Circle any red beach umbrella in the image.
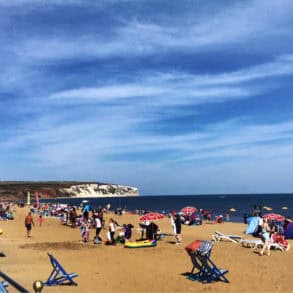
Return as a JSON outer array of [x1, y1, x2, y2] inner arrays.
[[139, 212, 165, 221], [263, 213, 285, 222], [181, 206, 197, 215]]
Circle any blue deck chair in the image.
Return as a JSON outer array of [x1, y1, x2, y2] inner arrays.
[[44, 253, 78, 286], [0, 271, 29, 293], [185, 240, 229, 283], [0, 282, 8, 293]]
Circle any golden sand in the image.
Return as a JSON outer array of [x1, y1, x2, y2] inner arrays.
[[0, 206, 292, 293]]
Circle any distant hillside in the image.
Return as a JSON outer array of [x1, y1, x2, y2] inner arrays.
[[0, 181, 139, 201]]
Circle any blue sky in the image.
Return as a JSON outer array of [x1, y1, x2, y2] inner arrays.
[[1, 0, 293, 195]]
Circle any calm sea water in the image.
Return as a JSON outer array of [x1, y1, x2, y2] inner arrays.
[[40, 193, 293, 222]]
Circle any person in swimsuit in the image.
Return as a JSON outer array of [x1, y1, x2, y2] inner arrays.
[[260, 217, 271, 256], [25, 212, 35, 237]]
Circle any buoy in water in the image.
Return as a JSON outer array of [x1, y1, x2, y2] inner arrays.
[[230, 208, 236, 212]]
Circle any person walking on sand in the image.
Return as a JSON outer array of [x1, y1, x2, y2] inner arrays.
[[25, 212, 35, 237], [260, 217, 271, 256]]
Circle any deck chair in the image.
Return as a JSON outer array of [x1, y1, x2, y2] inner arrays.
[[212, 231, 242, 243], [0, 282, 8, 293], [185, 240, 229, 283], [0, 271, 29, 293], [44, 253, 78, 286]]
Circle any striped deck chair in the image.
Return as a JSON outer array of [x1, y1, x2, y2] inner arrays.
[[185, 240, 229, 283]]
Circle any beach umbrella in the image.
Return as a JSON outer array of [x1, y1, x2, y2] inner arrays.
[[181, 206, 197, 215], [263, 213, 285, 222], [139, 212, 164, 221]]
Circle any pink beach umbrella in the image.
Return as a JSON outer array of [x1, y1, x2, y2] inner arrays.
[[139, 212, 165, 221], [263, 213, 285, 222], [181, 206, 197, 216]]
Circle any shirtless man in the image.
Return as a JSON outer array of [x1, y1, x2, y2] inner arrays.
[[25, 212, 35, 237]]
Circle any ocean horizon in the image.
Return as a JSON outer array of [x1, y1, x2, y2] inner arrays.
[[40, 193, 293, 223]]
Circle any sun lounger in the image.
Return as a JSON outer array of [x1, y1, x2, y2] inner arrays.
[[212, 231, 242, 243], [240, 238, 290, 252], [44, 253, 78, 286], [240, 238, 263, 249]]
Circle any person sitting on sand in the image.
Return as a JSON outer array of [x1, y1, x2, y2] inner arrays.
[[146, 222, 159, 240], [24, 212, 35, 237]]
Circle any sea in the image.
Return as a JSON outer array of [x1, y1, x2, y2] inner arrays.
[[39, 193, 293, 223]]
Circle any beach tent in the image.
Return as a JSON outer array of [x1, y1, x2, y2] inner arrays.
[[245, 216, 259, 234], [284, 222, 293, 239]]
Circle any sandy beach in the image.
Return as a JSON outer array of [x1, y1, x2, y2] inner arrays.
[[0, 206, 292, 293]]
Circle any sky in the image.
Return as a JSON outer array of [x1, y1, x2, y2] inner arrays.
[[1, 0, 293, 195]]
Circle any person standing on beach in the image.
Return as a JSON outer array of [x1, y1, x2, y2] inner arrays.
[[260, 217, 271, 256], [95, 214, 102, 242], [38, 214, 44, 226], [172, 212, 182, 244], [25, 212, 35, 237], [107, 218, 116, 245]]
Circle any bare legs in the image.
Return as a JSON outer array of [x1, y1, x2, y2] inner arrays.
[[260, 241, 271, 256]]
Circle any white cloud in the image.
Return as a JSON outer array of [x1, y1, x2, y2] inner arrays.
[[7, 0, 293, 61]]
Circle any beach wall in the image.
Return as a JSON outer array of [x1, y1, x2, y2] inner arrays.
[[0, 181, 139, 201]]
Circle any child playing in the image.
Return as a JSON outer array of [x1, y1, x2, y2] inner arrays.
[[38, 215, 44, 226]]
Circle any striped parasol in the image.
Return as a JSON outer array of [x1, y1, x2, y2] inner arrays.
[[139, 212, 165, 221], [263, 213, 285, 222], [181, 206, 197, 215]]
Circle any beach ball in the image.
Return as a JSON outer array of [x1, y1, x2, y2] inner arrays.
[[0, 229, 3, 235]]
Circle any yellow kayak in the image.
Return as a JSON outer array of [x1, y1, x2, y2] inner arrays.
[[124, 239, 157, 248]]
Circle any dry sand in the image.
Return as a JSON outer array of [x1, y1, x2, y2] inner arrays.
[[0, 206, 292, 293]]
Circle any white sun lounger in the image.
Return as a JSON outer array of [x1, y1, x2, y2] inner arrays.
[[240, 238, 263, 249], [212, 231, 243, 243], [240, 238, 290, 252]]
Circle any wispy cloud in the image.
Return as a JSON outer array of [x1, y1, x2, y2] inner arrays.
[[48, 54, 293, 108], [6, 0, 293, 62], [1, 0, 293, 193]]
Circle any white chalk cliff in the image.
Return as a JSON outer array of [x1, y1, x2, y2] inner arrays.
[[60, 183, 139, 198]]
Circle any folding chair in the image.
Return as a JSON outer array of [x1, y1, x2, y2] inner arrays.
[[0, 282, 8, 293], [44, 253, 78, 286], [212, 231, 242, 243], [185, 240, 229, 283], [0, 271, 29, 293]]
